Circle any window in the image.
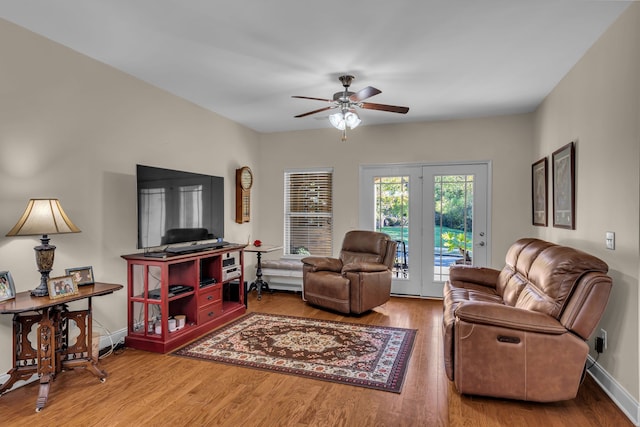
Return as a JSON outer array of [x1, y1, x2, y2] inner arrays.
[[284, 168, 333, 257]]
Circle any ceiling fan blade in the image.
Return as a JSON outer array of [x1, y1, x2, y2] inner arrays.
[[294, 105, 336, 118], [292, 95, 333, 102], [360, 102, 410, 114], [349, 86, 381, 102]]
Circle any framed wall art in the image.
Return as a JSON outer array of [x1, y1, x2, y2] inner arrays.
[[552, 142, 575, 229], [532, 157, 548, 226], [47, 275, 79, 299], [66, 266, 95, 286], [0, 271, 16, 302]]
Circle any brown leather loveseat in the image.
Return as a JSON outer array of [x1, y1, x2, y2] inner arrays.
[[443, 238, 612, 402]]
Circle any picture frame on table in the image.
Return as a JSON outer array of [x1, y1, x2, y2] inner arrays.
[[65, 266, 95, 286], [47, 275, 79, 300], [552, 142, 576, 229], [0, 271, 16, 302], [532, 157, 548, 226]]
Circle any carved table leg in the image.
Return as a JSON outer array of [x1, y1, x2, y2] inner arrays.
[[35, 307, 57, 412], [35, 379, 51, 412]]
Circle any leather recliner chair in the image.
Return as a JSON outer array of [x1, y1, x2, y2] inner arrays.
[[443, 238, 613, 402], [301, 230, 397, 314]]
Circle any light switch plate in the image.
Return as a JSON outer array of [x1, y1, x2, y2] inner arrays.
[[605, 232, 615, 250]]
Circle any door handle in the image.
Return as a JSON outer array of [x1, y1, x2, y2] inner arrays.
[[477, 241, 485, 247]]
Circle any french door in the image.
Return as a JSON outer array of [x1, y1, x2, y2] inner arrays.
[[360, 162, 490, 298]]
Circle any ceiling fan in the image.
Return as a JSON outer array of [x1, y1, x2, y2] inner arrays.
[[292, 75, 409, 141]]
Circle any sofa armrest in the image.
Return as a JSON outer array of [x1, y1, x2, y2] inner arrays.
[[342, 262, 388, 273], [455, 301, 566, 334], [449, 266, 500, 288], [301, 256, 343, 273]]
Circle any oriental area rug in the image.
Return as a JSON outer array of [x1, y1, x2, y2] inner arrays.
[[173, 312, 417, 393]]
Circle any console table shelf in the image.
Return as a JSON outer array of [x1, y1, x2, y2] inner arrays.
[[122, 244, 246, 353]]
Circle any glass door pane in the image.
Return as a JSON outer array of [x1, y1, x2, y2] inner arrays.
[[374, 176, 410, 279], [433, 174, 474, 283]]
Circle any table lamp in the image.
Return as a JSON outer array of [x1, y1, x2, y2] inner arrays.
[[6, 199, 81, 297]]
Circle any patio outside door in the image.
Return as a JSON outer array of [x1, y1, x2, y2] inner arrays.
[[360, 163, 490, 298]]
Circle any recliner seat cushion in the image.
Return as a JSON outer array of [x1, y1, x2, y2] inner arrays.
[[303, 271, 350, 314]]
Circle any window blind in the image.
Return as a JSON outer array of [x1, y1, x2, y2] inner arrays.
[[284, 169, 333, 256]]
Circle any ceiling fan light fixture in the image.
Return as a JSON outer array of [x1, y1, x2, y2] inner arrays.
[[344, 110, 361, 129], [329, 110, 361, 131], [329, 112, 346, 130]]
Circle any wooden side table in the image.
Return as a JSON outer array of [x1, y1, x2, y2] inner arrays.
[[245, 245, 282, 300], [0, 282, 123, 412]]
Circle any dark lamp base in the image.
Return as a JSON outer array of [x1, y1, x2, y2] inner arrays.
[[31, 282, 50, 297], [33, 237, 55, 297]]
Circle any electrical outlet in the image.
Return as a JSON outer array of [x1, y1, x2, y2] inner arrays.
[[600, 328, 608, 350], [595, 337, 604, 353], [605, 232, 615, 250]]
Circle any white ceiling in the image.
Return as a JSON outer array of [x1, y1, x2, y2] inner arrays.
[[0, 1, 631, 133]]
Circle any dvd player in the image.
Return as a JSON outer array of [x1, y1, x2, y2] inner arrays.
[[200, 278, 217, 288], [148, 284, 193, 299]]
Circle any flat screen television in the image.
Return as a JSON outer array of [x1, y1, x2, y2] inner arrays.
[[136, 164, 224, 249]]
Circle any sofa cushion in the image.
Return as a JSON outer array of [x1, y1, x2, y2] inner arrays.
[[496, 238, 554, 303], [497, 269, 528, 306], [515, 244, 609, 318]]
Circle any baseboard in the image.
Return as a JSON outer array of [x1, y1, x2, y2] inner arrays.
[[0, 327, 128, 394], [98, 327, 127, 352], [268, 282, 303, 293], [587, 354, 639, 426]]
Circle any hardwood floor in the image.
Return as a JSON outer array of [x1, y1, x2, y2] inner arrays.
[[0, 292, 632, 426]]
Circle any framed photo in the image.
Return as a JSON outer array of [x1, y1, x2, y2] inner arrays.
[[47, 275, 79, 300], [552, 142, 576, 229], [532, 157, 548, 226], [0, 271, 16, 302], [65, 266, 95, 286]]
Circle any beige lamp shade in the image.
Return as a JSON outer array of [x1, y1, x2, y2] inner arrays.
[[6, 199, 81, 237]]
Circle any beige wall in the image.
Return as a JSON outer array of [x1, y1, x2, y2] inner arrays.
[[533, 3, 640, 400], [256, 116, 533, 266], [0, 19, 260, 371]]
